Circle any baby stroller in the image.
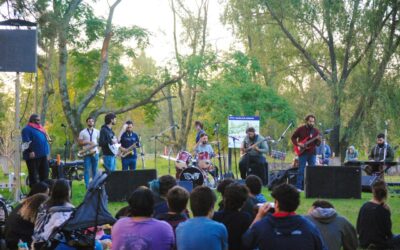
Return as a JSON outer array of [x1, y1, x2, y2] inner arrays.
[[40, 172, 116, 249]]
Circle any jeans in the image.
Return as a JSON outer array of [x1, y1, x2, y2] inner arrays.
[[26, 156, 49, 187], [103, 155, 116, 171], [122, 157, 137, 170], [296, 154, 317, 190], [83, 153, 99, 188]]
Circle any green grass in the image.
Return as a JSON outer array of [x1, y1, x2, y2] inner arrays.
[[1, 157, 399, 233]]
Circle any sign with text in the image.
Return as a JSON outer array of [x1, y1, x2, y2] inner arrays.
[[228, 116, 260, 148]]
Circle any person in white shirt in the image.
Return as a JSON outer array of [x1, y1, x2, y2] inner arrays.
[[78, 117, 100, 188]]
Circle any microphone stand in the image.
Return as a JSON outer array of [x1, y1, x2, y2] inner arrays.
[[138, 135, 145, 169], [214, 125, 224, 180], [62, 125, 70, 164], [149, 125, 176, 172], [229, 136, 239, 179]]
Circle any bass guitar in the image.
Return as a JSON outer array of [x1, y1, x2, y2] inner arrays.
[[294, 135, 321, 156]]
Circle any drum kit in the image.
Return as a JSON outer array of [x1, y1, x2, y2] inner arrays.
[[176, 150, 218, 189]]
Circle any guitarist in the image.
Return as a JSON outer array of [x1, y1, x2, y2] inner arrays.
[[291, 114, 321, 191], [99, 113, 118, 171], [239, 127, 269, 184], [119, 120, 140, 170], [78, 117, 100, 188]]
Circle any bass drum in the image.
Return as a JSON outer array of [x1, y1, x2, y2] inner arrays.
[[179, 167, 217, 189]]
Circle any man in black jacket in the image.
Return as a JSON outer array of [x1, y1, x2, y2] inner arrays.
[[99, 113, 118, 171]]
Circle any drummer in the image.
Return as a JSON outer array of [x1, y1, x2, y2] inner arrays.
[[193, 133, 215, 158]]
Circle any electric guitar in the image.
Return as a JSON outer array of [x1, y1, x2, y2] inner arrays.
[[294, 135, 321, 156], [241, 136, 271, 157]]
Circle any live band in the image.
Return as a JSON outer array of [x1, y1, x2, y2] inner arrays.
[[22, 112, 396, 190]]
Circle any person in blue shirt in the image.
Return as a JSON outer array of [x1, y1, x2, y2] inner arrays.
[[316, 139, 332, 165], [119, 120, 140, 170], [21, 114, 51, 187], [194, 120, 205, 144], [176, 186, 228, 250]]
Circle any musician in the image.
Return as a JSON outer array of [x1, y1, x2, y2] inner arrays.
[[21, 114, 50, 187], [239, 127, 268, 184], [194, 120, 205, 143], [78, 117, 100, 188], [119, 120, 140, 170], [368, 133, 394, 162], [99, 113, 118, 171], [291, 114, 321, 191], [193, 133, 214, 157]]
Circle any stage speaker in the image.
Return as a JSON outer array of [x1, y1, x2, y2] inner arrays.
[[0, 29, 37, 72], [105, 169, 157, 202], [361, 175, 380, 192], [305, 166, 361, 199]]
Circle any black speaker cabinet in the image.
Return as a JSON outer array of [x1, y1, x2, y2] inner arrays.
[[305, 166, 361, 199], [0, 29, 37, 72], [105, 169, 157, 201]]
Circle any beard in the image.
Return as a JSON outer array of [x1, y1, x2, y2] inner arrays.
[[202, 141, 207, 145]]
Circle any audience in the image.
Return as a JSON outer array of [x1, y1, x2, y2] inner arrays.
[[150, 175, 177, 217], [112, 187, 175, 250], [27, 181, 50, 197], [245, 175, 267, 203], [5, 193, 48, 250], [306, 200, 357, 250], [213, 183, 252, 250], [32, 179, 74, 249], [156, 186, 189, 233], [357, 180, 400, 249], [242, 183, 326, 250], [216, 178, 235, 211], [176, 186, 228, 250]]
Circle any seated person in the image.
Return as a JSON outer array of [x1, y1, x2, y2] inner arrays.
[[150, 175, 177, 217], [213, 183, 252, 250], [306, 200, 357, 250], [5, 193, 48, 249], [112, 187, 175, 250], [242, 183, 326, 250], [344, 145, 358, 162], [316, 139, 331, 165], [246, 175, 267, 203], [357, 180, 400, 249], [216, 178, 235, 211], [156, 186, 190, 233], [32, 179, 75, 249], [176, 186, 228, 250]]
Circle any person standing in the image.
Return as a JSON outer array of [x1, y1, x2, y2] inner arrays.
[[78, 117, 100, 188], [239, 127, 269, 185], [291, 114, 321, 191], [21, 114, 51, 187], [119, 120, 140, 170], [99, 113, 118, 171], [194, 121, 205, 143], [368, 133, 394, 162]]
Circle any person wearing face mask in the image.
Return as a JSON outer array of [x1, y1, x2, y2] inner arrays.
[[291, 114, 321, 191]]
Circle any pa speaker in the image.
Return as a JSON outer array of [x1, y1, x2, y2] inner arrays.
[[105, 169, 157, 202], [0, 29, 37, 72], [305, 166, 361, 199]]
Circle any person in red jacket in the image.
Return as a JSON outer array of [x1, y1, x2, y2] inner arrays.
[[291, 114, 321, 191]]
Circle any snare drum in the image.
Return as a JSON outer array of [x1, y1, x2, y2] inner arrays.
[[175, 151, 192, 170], [179, 167, 217, 189], [197, 151, 212, 170]]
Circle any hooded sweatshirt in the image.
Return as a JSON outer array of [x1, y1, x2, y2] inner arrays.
[[306, 207, 358, 250], [242, 213, 327, 250]]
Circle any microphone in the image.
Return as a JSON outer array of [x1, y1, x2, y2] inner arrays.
[[324, 128, 333, 134], [61, 123, 67, 128], [174, 124, 180, 129], [229, 136, 239, 141]]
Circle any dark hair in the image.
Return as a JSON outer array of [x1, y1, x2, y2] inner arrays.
[[246, 127, 255, 133], [115, 205, 131, 219], [167, 186, 189, 213], [128, 187, 154, 217], [377, 133, 385, 139], [104, 113, 116, 124], [194, 121, 203, 129], [126, 120, 133, 125], [305, 114, 316, 122], [200, 133, 208, 138], [28, 181, 49, 197], [190, 186, 216, 217], [223, 183, 248, 211], [312, 200, 334, 209], [216, 178, 235, 195], [159, 175, 177, 196], [245, 175, 262, 195], [86, 117, 94, 123], [372, 180, 387, 202], [271, 184, 300, 212], [42, 179, 55, 195], [45, 179, 70, 207], [28, 114, 40, 123]]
